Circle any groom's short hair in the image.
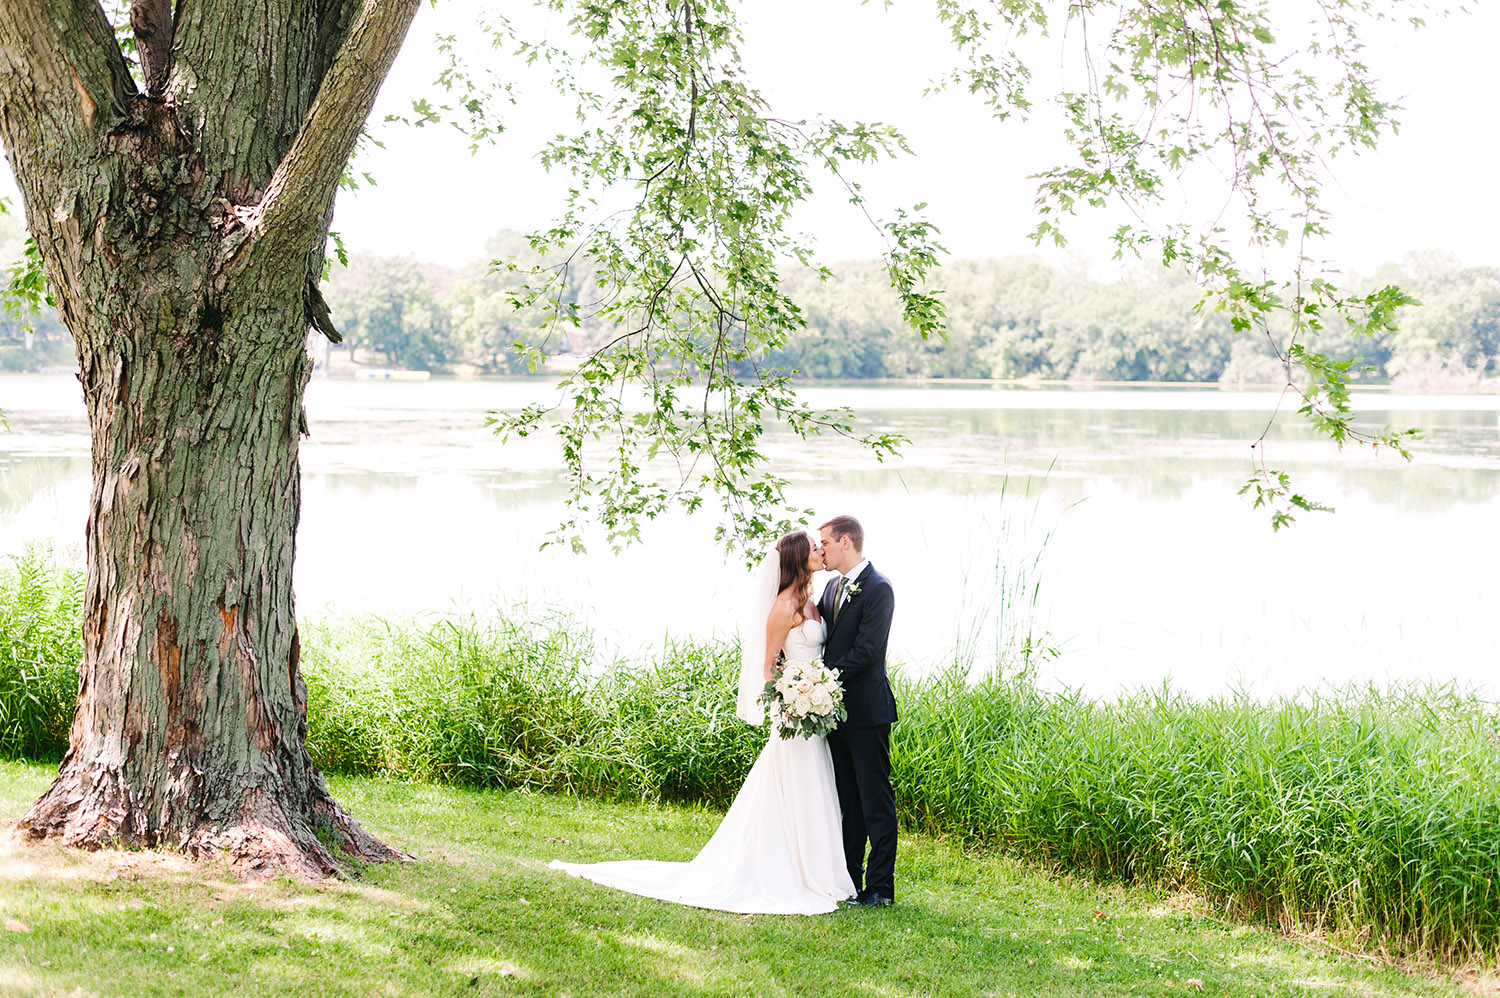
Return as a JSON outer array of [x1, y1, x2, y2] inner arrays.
[[820, 515, 864, 552]]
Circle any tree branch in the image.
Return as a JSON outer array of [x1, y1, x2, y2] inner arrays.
[[0, 0, 137, 244], [0, 0, 136, 136], [245, 0, 422, 255], [169, 0, 367, 202], [129, 0, 173, 96]]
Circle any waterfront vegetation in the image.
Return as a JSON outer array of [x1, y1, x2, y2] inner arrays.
[[2, 552, 1497, 968]]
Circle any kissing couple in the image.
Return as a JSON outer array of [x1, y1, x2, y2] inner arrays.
[[551, 515, 899, 914]]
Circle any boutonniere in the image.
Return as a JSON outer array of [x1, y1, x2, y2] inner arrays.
[[844, 580, 862, 600]]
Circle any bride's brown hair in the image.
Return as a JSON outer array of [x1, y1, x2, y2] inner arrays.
[[776, 531, 814, 625]]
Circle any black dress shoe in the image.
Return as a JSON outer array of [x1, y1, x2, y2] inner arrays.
[[857, 892, 893, 907]]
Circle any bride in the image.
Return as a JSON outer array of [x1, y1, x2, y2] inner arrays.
[[549, 530, 856, 914]]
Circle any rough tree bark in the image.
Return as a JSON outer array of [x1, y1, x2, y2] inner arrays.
[[0, 0, 421, 876]]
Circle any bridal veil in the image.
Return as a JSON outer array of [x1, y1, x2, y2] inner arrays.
[[735, 549, 780, 724]]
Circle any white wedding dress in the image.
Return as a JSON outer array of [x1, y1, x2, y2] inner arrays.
[[550, 617, 856, 914]]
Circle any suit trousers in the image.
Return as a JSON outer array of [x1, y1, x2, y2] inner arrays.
[[826, 723, 897, 899]]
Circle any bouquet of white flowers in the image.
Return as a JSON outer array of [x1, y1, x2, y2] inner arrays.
[[758, 658, 846, 740]]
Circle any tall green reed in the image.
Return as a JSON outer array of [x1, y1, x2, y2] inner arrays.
[[298, 613, 763, 803], [945, 469, 1067, 680], [0, 549, 80, 758], [891, 672, 1500, 958]]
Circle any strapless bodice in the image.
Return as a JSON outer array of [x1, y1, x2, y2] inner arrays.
[[783, 617, 826, 664]]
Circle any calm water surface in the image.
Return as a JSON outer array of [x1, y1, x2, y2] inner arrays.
[[3, 374, 1497, 697]]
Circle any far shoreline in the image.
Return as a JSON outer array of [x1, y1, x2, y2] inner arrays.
[[14, 366, 1500, 397]]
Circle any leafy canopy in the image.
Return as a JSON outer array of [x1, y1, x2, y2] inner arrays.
[[480, 0, 1433, 547], [2, 0, 1440, 549]]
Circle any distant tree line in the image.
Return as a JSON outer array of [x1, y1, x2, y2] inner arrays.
[[315, 242, 1500, 389], [5, 216, 1498, 387], [770, 252, 1500, 388]]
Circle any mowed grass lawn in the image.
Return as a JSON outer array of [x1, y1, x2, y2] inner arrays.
[[0, 761, 1484, 998]]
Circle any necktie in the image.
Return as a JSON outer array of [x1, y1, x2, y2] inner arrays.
[[832, 577, 848, 626]]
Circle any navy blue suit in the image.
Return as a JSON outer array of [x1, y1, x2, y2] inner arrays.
[[819, 564, 898, 900]]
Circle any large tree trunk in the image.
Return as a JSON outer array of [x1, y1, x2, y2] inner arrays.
[[17, 236, 395, 875], [0, 0, 421, 876]]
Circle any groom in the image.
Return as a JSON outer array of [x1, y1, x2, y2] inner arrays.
[[817, 515, 898, 907]]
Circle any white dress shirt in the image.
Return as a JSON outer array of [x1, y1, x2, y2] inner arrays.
[[840, 559, 870, 605]]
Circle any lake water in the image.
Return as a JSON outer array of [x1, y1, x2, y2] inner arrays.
[[3, 373, 1497, 698]]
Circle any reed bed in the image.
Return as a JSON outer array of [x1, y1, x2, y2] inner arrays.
[[892, 666, 1500, 959], [0, 551, 79, 758], [1, 552, 1496, 959], [298, 614, 764, 803]]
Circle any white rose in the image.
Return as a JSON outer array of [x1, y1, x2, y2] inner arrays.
[[793, 695, 812, 715]]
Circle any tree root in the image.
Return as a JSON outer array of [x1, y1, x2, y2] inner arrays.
[[12, 766, 411, 879]]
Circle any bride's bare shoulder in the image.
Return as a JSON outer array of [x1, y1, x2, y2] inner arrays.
[[767, 591, 799, 623]]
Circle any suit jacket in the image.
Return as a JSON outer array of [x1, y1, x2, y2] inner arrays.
[[819, 563, 897, 727]]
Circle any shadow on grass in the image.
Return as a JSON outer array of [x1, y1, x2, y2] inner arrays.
[[0, 766, 1470, 998]]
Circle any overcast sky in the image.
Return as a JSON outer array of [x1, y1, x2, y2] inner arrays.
[[4, 1, 1496, 277]]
